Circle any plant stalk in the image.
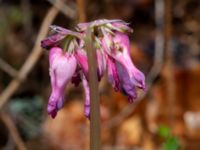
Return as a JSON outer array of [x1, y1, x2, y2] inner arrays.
[[85, 29, 101, 150]]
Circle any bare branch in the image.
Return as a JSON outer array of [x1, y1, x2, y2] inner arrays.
[[0, 5, 60, 109], [0, 58, 18, 78], [76, 0, 86, 22], [164, 0, 176, 126], [1, 112, 26, 150], [47, 0, 77, 19]]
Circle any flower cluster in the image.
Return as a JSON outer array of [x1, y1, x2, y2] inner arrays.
[[41, 19, 145, 119]]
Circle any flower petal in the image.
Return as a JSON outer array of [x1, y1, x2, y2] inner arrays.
[[96, 49, 107, 80], [82, 75, 90, 118], [74, 49, 89, 79], [41, 33, 65, 49], [102, 32, 145, 89], [48, 47, 77, 118], [107, 56, 120, 91], [116, 61, 137, 102]]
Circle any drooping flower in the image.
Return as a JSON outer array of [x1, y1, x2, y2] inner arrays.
[[41, 19, 146, 119], [48, 47, 77, 118], [100, 30, 145, 101], [102, 32, 145, 90]]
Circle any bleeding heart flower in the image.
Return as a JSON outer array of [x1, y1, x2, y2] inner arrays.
[[48, 47, 77, 118], [101, 31, 145, 101], [41, 19, 145, 119], [102, 32, 145, 90]]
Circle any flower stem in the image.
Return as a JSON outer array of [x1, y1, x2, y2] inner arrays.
[[85, 28, 101, 150]]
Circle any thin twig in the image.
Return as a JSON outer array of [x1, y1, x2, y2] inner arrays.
[[1, 112, 26, 150], [21, 0, 32, 36], [47, 0, 77, 19], [0, 58, 18, 78], [0, 4, 60, 109], [76, 0, 86, 22], [164, 0, 176, 126]]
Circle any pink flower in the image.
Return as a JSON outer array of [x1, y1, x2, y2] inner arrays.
[[112, 32, 145, 89], [102, 32, 145, 101], [48, 47, 77, 118], [41, 19, 146, 118]]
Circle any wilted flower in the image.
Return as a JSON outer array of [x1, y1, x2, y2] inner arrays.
[[77, 19, 133, 33], [102, 32, 145, 90], [41, 19, 145, 118], [41, 25, 82, 49]]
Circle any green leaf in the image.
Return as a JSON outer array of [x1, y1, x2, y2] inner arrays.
[[158, 125, 170, 138], [163, 137, 179, 150]]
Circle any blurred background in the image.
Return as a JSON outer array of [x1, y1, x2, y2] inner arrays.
[[0, 0, 200, 149]]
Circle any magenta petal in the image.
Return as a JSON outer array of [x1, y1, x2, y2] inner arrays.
[[75, 48, 106, 82], [41, 25, 82, 50], [113, 32, 145, 89], [113, 32, 131, 54], [107, 57, 120, 91], [116, 61, 137, 102], [96, 49, 107, 80], [41, 33, 65, 49], [47, 98, 58, 118], [74, 49, 89, 79], [102, 32, 145, 90], [82, 76, 90, 118], [107, 56, 137, 102], [114, 51, 145, 89], [48, 47, 77, 118]]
